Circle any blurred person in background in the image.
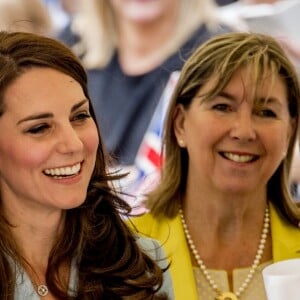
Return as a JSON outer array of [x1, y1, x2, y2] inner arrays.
[[218, 0, 300, 62], [59, 0, 233, 167], [0, 0, 53, 35]]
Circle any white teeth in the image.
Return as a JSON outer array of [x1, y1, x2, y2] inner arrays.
[[223, 152, 254, 163], [44, 163, 81, 176]]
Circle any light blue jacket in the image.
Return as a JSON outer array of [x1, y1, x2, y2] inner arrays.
[[14, 236, 174, 299]]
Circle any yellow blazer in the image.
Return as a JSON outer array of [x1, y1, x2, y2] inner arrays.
[[129, 203, 300, 300]]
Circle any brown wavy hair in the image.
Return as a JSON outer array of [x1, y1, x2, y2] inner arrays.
[[0, 31, 167, 299], [147, 32, 300, 226]]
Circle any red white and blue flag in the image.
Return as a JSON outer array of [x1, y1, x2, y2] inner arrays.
[[124, 71, 180, 210]]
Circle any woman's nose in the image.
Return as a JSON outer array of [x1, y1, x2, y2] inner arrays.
[[229, 112, 257, 142], [56, 125, 83, 154]]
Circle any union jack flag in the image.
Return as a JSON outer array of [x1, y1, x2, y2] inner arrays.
[[124, 71, 180, 211]]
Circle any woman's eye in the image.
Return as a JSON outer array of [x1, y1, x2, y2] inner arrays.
[[256, 108, 277, 118], [72, 112, 91, 122], [212, 103, 231, 112], [26, 124, 50, 134]]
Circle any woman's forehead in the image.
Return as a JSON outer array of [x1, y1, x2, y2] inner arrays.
[[194, 65, 287, 102]]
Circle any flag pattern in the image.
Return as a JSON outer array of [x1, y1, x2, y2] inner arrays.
[[124, 71, 180, 209]]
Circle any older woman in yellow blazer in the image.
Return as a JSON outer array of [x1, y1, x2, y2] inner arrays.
[[129, 32, 300, 300], [131, 203, 300, 299]]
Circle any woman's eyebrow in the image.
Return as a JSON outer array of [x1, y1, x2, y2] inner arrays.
[[218, 91, 237, 101], [17, 99, 89, 125], [256, 97, 284, 108], [17, 112, 53, 124], [71, 98, 89, 112]]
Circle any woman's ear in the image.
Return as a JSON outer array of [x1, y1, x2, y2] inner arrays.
[[173, 104, 186, 147]]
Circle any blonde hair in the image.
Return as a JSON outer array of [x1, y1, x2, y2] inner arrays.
[[147, 32, 300, 226], [72, 0, 219, 69], [0, 0, 52, 35]]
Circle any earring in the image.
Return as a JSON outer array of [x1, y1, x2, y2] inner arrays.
[[178, 139, 185, 147]]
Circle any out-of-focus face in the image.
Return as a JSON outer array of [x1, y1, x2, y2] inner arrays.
[[60, 0, 79, 14], [109, 0, 178, 24], [0, 68, 99, 215], [174, 66, 293, 195]]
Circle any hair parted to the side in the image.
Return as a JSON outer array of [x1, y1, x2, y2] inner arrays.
[[0, 31, 167, 300], [146, 32, 300, 226], [71, 0, 219, 69]]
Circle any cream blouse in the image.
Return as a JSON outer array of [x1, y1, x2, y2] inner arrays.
[[193, 261, 272, 300]]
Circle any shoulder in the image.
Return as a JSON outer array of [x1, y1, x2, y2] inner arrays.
[[128, 213, 155, 236], [270, 203, 300, 260], [129, 213, 184, 260], [186, 23, 232, 50], [135, 235, 174, 299], [135, 235, 165, 260], [130, 213, 157, 228], [129, 213, 172, 238], [129, 212, 182, 238], [164, 23, 233, 70]]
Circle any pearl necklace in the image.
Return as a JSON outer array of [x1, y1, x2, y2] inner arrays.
[[179, 206, 270, 300]]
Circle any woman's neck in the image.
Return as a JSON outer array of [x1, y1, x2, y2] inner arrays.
[[181, 189, 272, 270], [117, 14, 178, 75], [183, 188, 268, 232], [9, 210, 67, 299], [4, 203, 64, 266]]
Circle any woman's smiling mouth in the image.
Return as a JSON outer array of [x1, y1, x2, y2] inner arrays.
[[220, 152, 259, 163], [43, 162, 81, 177]]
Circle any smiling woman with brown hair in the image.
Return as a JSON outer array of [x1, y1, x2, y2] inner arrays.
[[0, 31, 173, 300]]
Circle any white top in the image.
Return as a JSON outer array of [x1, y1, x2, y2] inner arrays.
[[193, 261, 272, 300]]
